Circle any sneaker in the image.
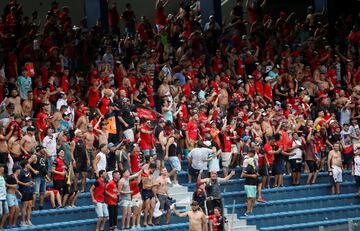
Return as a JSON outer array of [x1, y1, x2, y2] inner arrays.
[[137, 225, 141, 228], [243, 212, 249, 217], [20, 222, 28, 227], [39, 206, 43, 210], [27, 221, 34, 226], [167, 177, 172, 185], [172, 183, 181, 187], [257, 198, 266, 203]]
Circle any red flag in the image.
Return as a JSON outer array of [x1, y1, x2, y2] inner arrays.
[[136, 107, 159, 121]]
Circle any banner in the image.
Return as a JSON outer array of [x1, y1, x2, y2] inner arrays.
[[136, 107, 159, 121]]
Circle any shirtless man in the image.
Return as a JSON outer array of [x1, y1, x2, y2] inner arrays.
[[7, 89, 22, 115], [173, 201, 207, 231], [328, 143, 343, 194], [20, 126, 38, 158], [218, 82, 229, 114], [94, 121, 108, 146], [76, 110, 90, 133], [141, 163, 157, 227], [8, 130, 22, 164], [51, 105, 68, 132], [261, 116, 274, 139], [0, 126, 10, 174], [158, 77, 171, 101], [154, 168, 173, 225], [22, 91, 34, 117], [83, 124, 97, 176]]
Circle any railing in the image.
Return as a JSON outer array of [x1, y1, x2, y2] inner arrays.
[[319, 220, 360, 231]]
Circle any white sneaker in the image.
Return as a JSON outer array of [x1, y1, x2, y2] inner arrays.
[[27, 221, 34, 226], [167, 177, 172, 185], [20, 222, 28, 227], [172, 183, 181, 187]]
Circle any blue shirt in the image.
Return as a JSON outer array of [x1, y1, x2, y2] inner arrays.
[[17, 75, 32, 100]]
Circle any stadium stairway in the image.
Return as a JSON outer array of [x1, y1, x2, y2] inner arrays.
[[6, 165, 359, 231]]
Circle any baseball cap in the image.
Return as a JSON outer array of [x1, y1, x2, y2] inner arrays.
[[108, 143, 115, 149]]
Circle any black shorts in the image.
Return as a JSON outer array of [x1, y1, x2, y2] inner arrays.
[[141, 189, 154, 201], [21, 192, 34, 202], [306, 160, 317, 173], [355, 176, 360, 187], [343, 154, 353, 165], [189, 166, 200, 177], [258, 165, 268, 177], [274, 160, 285, 175], [74, 159, 87, 173], [157, 194, 171, 210], [290, 159, 302, 173], [53, 180, 69, 195], [155, 144, 164, 161], [268, 164, 275, 176]]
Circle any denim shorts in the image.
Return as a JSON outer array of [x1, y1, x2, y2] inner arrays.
[[34, 176, 47, 194], [95, 202, 109, 218], [168, 157, 181, 173], [0, 200, 9, 216], [6, 194, 17, 207]]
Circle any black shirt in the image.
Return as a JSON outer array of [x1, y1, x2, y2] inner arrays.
[[120, 106, 134, 129], [107, 151, 116, 172], [244, 164, 258, 186], [31, 154, 48, 177]]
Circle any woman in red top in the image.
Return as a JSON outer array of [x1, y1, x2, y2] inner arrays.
[[52, 150, 69, 203]]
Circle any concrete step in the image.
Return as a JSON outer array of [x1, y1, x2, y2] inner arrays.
[[232, 225, 257, 231]]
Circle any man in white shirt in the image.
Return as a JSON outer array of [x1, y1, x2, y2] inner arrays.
[[93, 143, 108, 177], [288, 132, 305, 185], [56, 92, 68, 111], [42, 128, 59, 171], [187, 146, 214, 183]]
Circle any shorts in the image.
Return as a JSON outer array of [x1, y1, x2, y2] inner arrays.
[[21, 192, 34, 202], [53, 180, 69, 195], [343, 154, 353, 165], [74, 159, 88, 173], [48, 156, 56, 172], [131, 198, 142, 207], [155, 144, 164, 160], [306, 160, 317, 173], [355, 175, 360, 187], [141, 189, 154, 201], [290, 159, 302, 173], [268, 164, 275, 176], [0, 200, 9, 216], [143, 149, 154, 157], [34, 177, 47, 194], [331, 166, 343, 183], [123, 128, 135, 142], [221, 152, 232, 168], [95, 202, 109, 218], [157, 194, 171, 210], [6, 194, 18, 207], [274, 159, 285, 175], [258, 165, 268, 177], [244, 185, 257, 198], [120, 199, 132, 207], [168, 157, 181, 172], [231, 144, 238, 154]]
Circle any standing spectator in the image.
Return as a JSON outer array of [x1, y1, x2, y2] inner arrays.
[[118, 168, 142, 229], [42, 128, 59, 171], [207, 207, 225, 231], [121, 3, 136, 36], [106, 170, 120, 231], [288, 132, 304, 185], [154, 167, 173, 225], [29, 145, 50, 210], [241, 148, 258, 216], [139, 120, 154, 157], [304, 127, 319, 185], [328, 143, 343, 194], [130, 172, 142, 229], [90, 170, 108, 231], [93, 143, 108, 176], [141, 162, 157, 227], [187, 146, 214, 183], [165, 129, 182, 186], [173, 201, 207, 231], [198, 170, 235, 215], [119, 97, 135, 142], [17, 161, 35, 227], [6, 166, 21, 228], [0, 164, 8, 229], [71, 130, 89, 192], [352, 148, 360, 197], [52, 150, 69, 207], [16, 68, 32, 100]]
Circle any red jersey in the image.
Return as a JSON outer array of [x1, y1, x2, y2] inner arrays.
[[264, 143, 274, 165], [139, 124, 153, 150], [53, 157, 66, 181], [93, 178, 105, 203], [130, 180, 140, 196], [222, 133, 232, 152], [88, 86, 100, 108], [130, 152, 142, 173], [105, 179, 118, 205], [98, 97, 110, 116], [186, 122, 198, 141]]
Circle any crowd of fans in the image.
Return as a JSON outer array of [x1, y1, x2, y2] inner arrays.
[[0, 0, 359, 230]]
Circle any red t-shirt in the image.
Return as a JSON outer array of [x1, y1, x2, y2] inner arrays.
[[222, 132, 232, 152], [88, 86, 100, 108], [264, 143, 274, 165], [186, 122, 198, 141], [53, 157, 65, 181], [140, 124, 153, 150], [93, 178, 105, 203], [105, 179, 118, 205], [98, 97, 110, 116], [130, 180, 140, 196], [130, 152, 142, 173]]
